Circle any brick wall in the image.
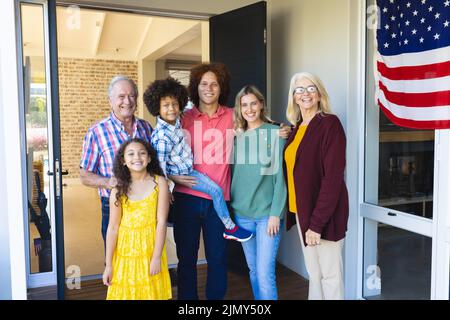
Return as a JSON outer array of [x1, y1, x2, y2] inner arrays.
[[58, 58, 138, 179]]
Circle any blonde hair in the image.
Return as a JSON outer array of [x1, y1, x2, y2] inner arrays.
[[234, 85, 271, 132], [285, 72, 332, 125]]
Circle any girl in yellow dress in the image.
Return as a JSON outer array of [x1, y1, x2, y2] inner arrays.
[[102, 138, 172, 300]]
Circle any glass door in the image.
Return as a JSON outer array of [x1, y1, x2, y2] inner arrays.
[[17, 0, 65, 299], [362, 0, 435, 300]]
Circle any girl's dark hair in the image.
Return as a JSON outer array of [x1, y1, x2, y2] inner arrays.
[[188, 62, 231, 107], [143, 77, 189, 117], [112, 138, 164, 205]]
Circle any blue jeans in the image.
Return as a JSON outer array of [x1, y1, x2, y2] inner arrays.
[[101, 197, 110, 245], [235, 215, 282, 300], [173, 192, 228, 300], [189, 170, 234, 230]]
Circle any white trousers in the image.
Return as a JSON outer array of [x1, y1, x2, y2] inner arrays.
[[295, 214, 344, 300]]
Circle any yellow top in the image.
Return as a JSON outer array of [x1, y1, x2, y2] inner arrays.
[[284, 125, 308, 214], [106, 177, 172, 300]]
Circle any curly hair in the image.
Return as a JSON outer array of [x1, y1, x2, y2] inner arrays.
[[112, 138, 164, 205], [188, 62, 231, 107], [143, 77, 189, 117]]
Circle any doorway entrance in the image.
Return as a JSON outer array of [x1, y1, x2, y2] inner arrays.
[[18, 0, 268, 299]]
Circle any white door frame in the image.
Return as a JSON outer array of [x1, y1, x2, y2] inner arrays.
[[16, 0, 59, 289]]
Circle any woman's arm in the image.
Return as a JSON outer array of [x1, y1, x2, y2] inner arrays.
[[102, 188, 122, 286], [308, 117, 347, 236], [150, 176, 170, 275]]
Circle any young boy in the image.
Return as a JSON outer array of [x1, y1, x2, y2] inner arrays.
[[143, 77, 252, 242]]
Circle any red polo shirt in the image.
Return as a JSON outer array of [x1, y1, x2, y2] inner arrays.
[[175, 105, 234, 201]]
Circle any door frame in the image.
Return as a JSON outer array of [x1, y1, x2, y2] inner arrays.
[[356, 0, 450, 300], [15, 0, 65, 298], [16, 0, 57, 288]]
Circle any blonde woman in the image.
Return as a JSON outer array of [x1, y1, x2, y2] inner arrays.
[[283, 72, 349, 300], [231, 85, 287, 300]]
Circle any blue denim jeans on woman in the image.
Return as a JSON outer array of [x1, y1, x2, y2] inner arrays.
[[235, 215, 282, 300], [188, 170, 234, 230]]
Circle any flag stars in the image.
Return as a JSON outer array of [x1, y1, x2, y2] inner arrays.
[[400, 13, 404, 19], [400, 31, 403, 36], [391, 33, 397, 39], [434, 33, 440, 40], [404, 39, 409, 45], [428, 6, 433, 12], [419, 37, 424, 43], [383, 7, 388, 13], [389, 0, 394, 3], [435, 13, 440, 19], [420, 18, 426, 23], [406, 2, 411, 8], [444, 20, 450, 28], [427, 25, 432, 31], [384, 42, 389, 48], [421, 0, 426, 4], [412, 29, 417, 35], [385, 24, 390, 30], [413, 10, 418, 16], [444, 0, 450, 7], [391, 16, 396, 21], [405, 20, 410, 26]]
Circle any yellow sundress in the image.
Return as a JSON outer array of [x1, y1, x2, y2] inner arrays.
[[106, 178, 172, 300]]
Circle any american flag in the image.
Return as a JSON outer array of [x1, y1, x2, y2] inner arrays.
[[376, 0, 450, 129]]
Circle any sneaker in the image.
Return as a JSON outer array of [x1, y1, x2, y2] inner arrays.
[[223, 225, 253, 242]]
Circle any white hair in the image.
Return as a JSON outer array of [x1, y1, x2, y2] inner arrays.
[[108, 75, 138, 98]]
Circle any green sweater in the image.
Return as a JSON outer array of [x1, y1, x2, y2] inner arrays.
[[230, 123, 287, 219]]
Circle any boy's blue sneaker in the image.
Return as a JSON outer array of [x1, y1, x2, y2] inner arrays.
[[223, 225, 253, 242]]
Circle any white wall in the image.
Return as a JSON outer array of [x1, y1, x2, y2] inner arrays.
[[0, 0, 28, 300], [269, 0, 363, 299]]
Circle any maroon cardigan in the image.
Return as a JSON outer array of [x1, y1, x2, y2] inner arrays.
[[283, 113, 349, 243]]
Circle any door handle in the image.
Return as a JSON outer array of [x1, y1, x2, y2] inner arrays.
[[61, 170, 69, 176], [387, 212, 397, 217]]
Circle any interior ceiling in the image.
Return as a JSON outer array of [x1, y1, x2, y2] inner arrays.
[[21, 4, 202, 61]]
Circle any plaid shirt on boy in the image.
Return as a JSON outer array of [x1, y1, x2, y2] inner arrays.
[[80, 112, 153, 197], [151, 116, 193, 176]]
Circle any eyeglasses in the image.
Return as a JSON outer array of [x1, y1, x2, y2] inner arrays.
[[293, 85, 317, 95]]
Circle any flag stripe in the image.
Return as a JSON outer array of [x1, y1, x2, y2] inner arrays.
[[378, 73, 450, 94], [379, 81, 450, 107], [377, 60, 450, 81], [379, 101, 450, 129], [379, 46, 450, 68], [378, 90, 450, 121]]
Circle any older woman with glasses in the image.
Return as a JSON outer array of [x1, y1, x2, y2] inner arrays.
[[283, 72, 349, 300]]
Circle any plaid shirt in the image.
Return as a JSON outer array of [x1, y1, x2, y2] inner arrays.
[[80, 112, 153, 197], [151, 116, 193, 176]]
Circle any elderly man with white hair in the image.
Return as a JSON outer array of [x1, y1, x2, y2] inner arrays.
[[80, 75, 153, 244]]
